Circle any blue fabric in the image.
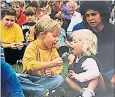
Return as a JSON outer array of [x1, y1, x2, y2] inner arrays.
[[58, 28, 67, 47], [67, 22, 84, 41], [18, 75, 64, 97], [104, 69, 115, 81], [72, 22, 84, 31], [1, 59, 25, 97], [0, 40, 5, 60]]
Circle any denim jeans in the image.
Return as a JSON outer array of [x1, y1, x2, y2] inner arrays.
[[102, 69, 115, 91], [104, 69, 114, 81], [18, 74, 64, 97]]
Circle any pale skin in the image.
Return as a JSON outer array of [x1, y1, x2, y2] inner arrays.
[[66, 35, 104, 92], [45, 58, 63, 77], [2, 42, 23, 50], [85, 9, 104, 32], [110, 74, 115, 88]]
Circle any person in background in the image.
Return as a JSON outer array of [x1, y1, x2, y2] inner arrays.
[[54, 11, 72, 48], [0, 1, 9, 10], [66, 1, 83, 41], [18, 17, 64, 97], [10, 0, 26, 26], [66, 29, 105, 97], [1, 8, 24, 64], [27, 0, 41, 19], [61, 5, 72, 32], [80, 1, 114, 91], [20, 6, 36, 61], [22, 6, 36, 45], [1, 40, 24, 97]]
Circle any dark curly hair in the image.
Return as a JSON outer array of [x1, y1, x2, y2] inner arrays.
[[80, 1, 111, 24]]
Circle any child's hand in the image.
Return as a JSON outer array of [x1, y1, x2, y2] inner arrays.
[[10, 43, 17, 49], [68, 54, 75, 64], [51, 58, 63, 67], [44, 68, 54, 77], [16, 42, 23, 50], [69, 70, 76, 79]]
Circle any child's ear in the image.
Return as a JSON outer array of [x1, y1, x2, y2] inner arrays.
[[39, 32, 45, 38]]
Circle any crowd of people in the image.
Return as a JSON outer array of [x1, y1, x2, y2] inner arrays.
[[0, 0, 115, 97]]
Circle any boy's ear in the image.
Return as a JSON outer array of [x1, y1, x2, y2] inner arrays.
[[39, 32, 45, 38]]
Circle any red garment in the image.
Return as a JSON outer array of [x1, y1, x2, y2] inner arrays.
[[56, 7, 61, 12], [17, 12, 26, 26]]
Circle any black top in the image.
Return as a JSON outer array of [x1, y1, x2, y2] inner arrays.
[[69, 56, 102, 74], [85, 23, 114, 73], [21, 22, 36, 42]]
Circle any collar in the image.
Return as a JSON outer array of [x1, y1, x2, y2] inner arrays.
[[36, 39, 50, 50], [73, 11, 79, 16]]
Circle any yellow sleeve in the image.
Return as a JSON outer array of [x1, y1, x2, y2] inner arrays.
[[15, 23, 24, 42], [51, 49, 63, 75], [22, 42, 42, 72]]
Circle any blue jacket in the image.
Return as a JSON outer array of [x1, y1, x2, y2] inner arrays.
[[1, 60, 25, 97]]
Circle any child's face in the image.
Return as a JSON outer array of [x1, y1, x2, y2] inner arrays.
[[55, 19, 63, 26], [71, 36, 83, 56], [12, 4, 22, 16], [2, 15, 15, 28], [1, 1, 5, 8], [42, 31, 60, 49], [85, 9, 103, 28], [26, 15, 35, 22]]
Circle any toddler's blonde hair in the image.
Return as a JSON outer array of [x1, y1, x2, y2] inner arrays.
[[72, 29, 98, 56], [35, 17, 61, 37]]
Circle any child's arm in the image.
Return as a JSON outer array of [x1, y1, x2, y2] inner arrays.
[[64, 38, 72, 48], [2, 42, 17, 49], [23, 42, 63, 72], [66, 77, 82, 92], [87, 78, 98, 91], [71, 58, 100, 82], [68, 54, 75, 65]]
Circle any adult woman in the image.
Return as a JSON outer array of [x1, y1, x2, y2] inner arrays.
[[80, 1, 114, 91]]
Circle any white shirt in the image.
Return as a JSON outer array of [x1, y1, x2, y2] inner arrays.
[[67, 11, 83, 36], [75, 58, 100, 82]]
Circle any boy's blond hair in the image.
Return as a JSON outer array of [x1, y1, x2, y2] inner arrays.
[[35, 17, 61, 37], [72, 29, 98, 56]]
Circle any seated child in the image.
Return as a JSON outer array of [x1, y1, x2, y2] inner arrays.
[[18, 17, 64, 97], [21, 6, 36, 45], [66, 29, 105, 97], [54, 11, 72, 48], [54, 11, 72, 56], [1, 8, 24, 64]]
